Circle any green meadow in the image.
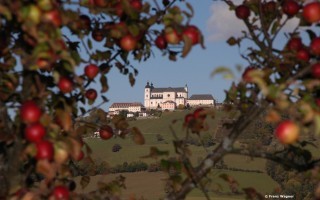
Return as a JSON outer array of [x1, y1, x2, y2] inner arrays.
[[80, 109, 279, 199]]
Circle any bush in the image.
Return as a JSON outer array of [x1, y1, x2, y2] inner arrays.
[[109, 161, 148, 173], [112, 144, 122, 152], [148, 163, 161, 172], [156, 134, 164, 142]]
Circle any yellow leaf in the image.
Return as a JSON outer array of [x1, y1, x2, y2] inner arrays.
[[182, 35, 193, 58], [211, 67, 234, 80], [36, 160, 57, 181], [56, 109, 72, 132]]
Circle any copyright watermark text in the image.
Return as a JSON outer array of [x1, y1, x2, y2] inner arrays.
[[264, 194, 295, 199]]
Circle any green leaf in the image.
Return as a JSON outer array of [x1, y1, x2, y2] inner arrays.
[[87, 38, 92, 50], [160, 159, 170, 171], [147, 15, 158, 26], [211, 67, 234, 80], [128, 24, 140, 37], [270, 20, 280, 35]]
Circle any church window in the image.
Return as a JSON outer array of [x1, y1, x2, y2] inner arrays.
[[167, 94, 170, 97]]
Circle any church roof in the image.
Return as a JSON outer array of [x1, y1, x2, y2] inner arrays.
[[162, 100, 176, 104], [189, 94, 214, 100], [110, 102, 144, 108], [151, 87, 186, 93]]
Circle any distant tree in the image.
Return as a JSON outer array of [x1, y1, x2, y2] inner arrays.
[[178, 104, 185, 109], [119, 110, 129, 118]]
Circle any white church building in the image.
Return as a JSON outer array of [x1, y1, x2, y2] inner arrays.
[[144, 82, 215, 110], [108, 82, 216, 114]]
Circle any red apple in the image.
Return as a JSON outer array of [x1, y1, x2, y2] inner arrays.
[[84, 64, 99, 79], [286, 37, 302, 51], [310, 37, 320, 56], [114, 3, 124, 17], [36, 140, 54, 160], [94, 0, 108, 7], [20, 101, 42, 124], [274, 120, 299, 144], [85, 89, 97, 100], [43, 9, 62, 27], [316, 99, 320, 107], [92, 29, 104, 42], [130, 0, 143, 11], [242, 66, 255, 82], [312, 63, 320, 78], [155, 35, 167, 50], [303, 2, 320, 23], [182, 25, 200, 45], [164, 28, 181, 45], [193, 107, 206, 120], [58, 77, 73, 93], [296, 48, 310, 61], [99, 125, 114, 140], [120, 34, 137, 51], [282, 0, 300, 17], [184, 113, 194, 125], [235, 5, 250, 20], [52, 185, 70, 200], [25, 122, 46, 143]]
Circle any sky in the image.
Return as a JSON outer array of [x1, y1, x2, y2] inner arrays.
[[83, 0, 302, 112]]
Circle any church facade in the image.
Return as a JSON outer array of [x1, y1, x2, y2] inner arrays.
[[144, 82, 188, 110]]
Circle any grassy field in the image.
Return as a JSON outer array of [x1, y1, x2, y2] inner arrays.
[[75, 171, 277, 200], [80, 109, 279, 199]]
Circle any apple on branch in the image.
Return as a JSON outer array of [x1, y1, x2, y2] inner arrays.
[[303, 2, 320, 23], [274, 120, 299, 144], [235, 5, 251, 20], [85, 64, 99, 80], [20, 100, 42, 124]]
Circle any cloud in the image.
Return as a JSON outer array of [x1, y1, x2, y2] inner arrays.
[[206, 1, 244, 42], [206, 1, 300, 42]]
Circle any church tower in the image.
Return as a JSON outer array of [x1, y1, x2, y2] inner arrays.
[[144, 81, 151, 109], [184, 84, 188, 99]]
